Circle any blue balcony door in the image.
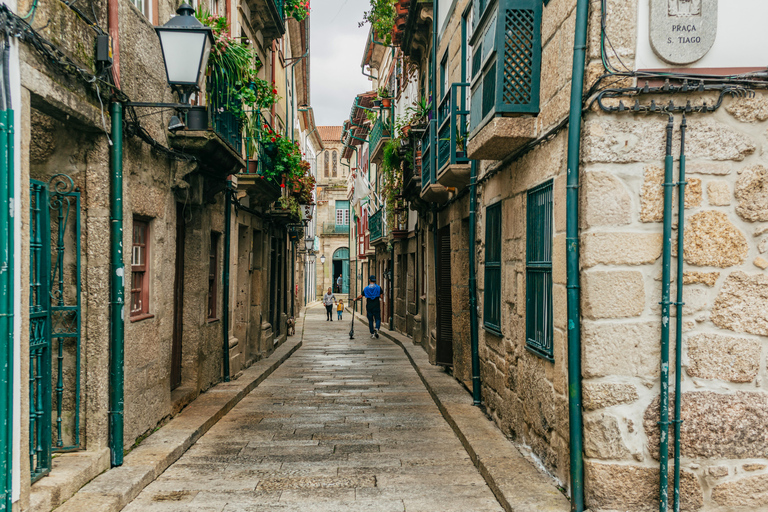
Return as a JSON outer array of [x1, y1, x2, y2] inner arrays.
[[333, 247, 350, 294]]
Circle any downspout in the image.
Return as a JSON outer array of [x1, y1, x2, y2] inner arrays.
[[565, 0, 590, 509], [222, 181, 232, 382], [659, 115, 675, 512], [5, 37, 14, 507], [108, 0, 121, 88], [290, 241, 295, 317], [0, 34, 13, 508], [389, 243, 394, 330], [468, 161, 480, 405], [109, 102, 125, 467], [673, 115, 687, 512]]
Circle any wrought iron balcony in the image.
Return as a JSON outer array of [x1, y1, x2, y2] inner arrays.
[[321, 222, 350, 235], [208, 75, 243, 154], [420, 121, 433, 191], [243, 0, 286, 42], [369, 208, 384, 243], [437, 83, 469, 172], [369, 117, 391, 164]]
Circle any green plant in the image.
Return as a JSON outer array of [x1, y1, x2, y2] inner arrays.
[[377, 86, 390, 99], [285, 0, 310, 21], [366, 110, 378, 123], [287, 161, 316, 204], [406, 97, 431, 124], [279, 195, 301, 218], [360, 0, 396, 46]]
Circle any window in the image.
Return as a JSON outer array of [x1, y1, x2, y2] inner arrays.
[[131, 219, 151, 319], [324, 151, 329, 177], [483, 202, 502, 334], [208, 233, 219, 320], [440, 52, 448, 99], [526, 181, 553, 360], [469, 0, 542, 132], [130, 0, 150, 18], [332, 151, 338, 177], [336, 200, 350, 225]]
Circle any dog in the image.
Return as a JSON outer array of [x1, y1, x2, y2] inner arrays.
[[286, 316, 296, 336]]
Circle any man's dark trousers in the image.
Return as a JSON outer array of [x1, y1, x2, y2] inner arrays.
[[366, 308, 381, 334], [326, 305, 333, 320]]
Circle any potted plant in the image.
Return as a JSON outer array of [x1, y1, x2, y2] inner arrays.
[[378, 86, 392, 108], [361, 0, 396, 46]]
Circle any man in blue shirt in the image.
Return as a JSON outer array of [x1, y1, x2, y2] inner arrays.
[[357, 275, 382, 338]]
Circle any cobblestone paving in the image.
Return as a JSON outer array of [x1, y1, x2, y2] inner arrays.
[[123, 306, 504, 512]]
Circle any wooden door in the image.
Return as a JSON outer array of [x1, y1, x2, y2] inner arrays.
[[171, 203, 185, 390], [435, 225, 453, 366]]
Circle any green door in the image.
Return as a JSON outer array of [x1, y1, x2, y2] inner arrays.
[[333, 247, 350, 294], [29, 175, 82, 483]]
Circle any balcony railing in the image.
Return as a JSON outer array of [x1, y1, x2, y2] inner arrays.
[[369, 208, 384, 242], [420, 120, 434, 191], [322, 223, 350, 235], [369, 117, 390, 155], [208, 73, 242, 154], [437, 83, 469, 172]]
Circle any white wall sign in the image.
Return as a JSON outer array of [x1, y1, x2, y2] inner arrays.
[[650, 0, 717, 65]]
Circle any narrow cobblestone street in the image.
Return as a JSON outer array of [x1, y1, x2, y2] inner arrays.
[[122, 305, 505, 512]]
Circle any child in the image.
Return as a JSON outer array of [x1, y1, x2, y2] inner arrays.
[[337, 300, 344, 320]]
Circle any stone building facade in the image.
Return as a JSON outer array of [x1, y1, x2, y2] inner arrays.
[[7, 0, 317, 509], [315, 126, 351, 299], [344, 0, 768, 510]]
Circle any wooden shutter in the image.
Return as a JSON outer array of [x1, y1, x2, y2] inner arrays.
[[435, 226, 454, 366], [525, 181, 553, 360]]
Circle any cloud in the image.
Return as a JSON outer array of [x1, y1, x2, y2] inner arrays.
[[310, 0, 373, 126]]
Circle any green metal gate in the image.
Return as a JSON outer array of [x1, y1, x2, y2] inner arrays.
[[29, 175, 82, 482]]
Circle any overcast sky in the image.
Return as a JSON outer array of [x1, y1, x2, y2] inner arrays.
[[310, 0, 373, 127]]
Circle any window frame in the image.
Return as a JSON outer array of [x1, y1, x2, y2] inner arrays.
[[525, 180, 554, 361], [130, 218, 153, 321], [335, 200, 350, 226], [208, 232, 220, 321], [483, 201, 502, 336]]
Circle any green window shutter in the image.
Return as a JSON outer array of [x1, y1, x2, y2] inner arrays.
[[484, 202, 502, 334], [525, 181, 553, 360], [497, 0, 542, 114]]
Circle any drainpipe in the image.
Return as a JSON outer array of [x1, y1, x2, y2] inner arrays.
[[389, 243, 394, 330], [109, 102, 125, 467], [673, 115, 686, 512], [659, 115, 675, 512], [0, 34, 13, 506], [222, 181, 232, 382], [108, 0, 121, 88], [468, 160, 480, 405], [5, 36, 15, 507], [290, 241, 295, 317], [565, 0, 590, 509]]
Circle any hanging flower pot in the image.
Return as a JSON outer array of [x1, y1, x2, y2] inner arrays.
[[381, 98, 392, 108]]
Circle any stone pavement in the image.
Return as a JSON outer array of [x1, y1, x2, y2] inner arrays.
[[122, 305, 506, 512]]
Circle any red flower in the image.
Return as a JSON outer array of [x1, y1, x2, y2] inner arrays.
[[272, 89, 278, 94], [280, 183, 285, 188], [271, 137, 276, 142], [263, 124, 268, 129]]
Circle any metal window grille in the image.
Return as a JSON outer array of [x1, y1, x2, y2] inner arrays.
[[484, 202, 502, 334], [525, 180, 553, 360]]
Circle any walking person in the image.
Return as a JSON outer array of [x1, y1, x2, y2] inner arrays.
[[336, 274, 343, 293], [323, 287, 336, 321], [357, 275, 382, 338], [337, 300, 344, 321]]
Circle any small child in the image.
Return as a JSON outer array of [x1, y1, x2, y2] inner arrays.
[[337, 300, 344, 320]]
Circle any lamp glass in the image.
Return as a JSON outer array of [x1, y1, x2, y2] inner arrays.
[[309, 254, 316, 263], [320, 255, 326, 264], [304, 238, 314, 251], [157, 30, 211, 85]]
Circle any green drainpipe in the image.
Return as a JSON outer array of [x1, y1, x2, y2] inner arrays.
[[6, 101, 15, 512], [659, 115, 675, 512], [109, 102, 125, 467], [566, 0, 590, 509], [222, 182, 232, 382], [673, 115, 687, 512], [0, 106, 11, 510], [468, 160, 480, 406]]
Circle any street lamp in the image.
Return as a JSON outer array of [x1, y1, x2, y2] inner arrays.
[[308, 253, 316, 263], [304, 237, 314, 252], [320, 254, 326, 265], [155, 3, 214, 104]]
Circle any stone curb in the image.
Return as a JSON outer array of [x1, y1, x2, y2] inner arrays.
[[351, 310, 570, 512], [52, 312, 307, 512]]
